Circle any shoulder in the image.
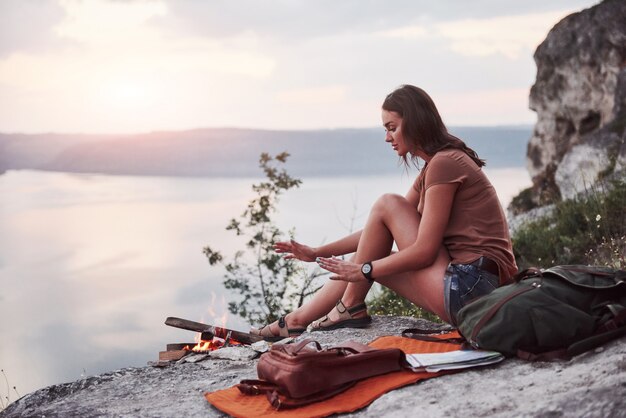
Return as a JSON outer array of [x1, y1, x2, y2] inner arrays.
[[430, 149, 473, 166], [427, 149, 475, 175], [422, 150, 473, 188]]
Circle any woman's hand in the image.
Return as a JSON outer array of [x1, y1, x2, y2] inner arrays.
[[316, 256, 370, 283], [274, 239, 317, 262]]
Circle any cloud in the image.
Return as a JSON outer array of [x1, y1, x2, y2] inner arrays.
[[435, 87, 535, 126], [370, 10, 573, 59], [0, 0, 67, 57], [374, 26, 429, 40], [0, 0, 276, 133], [0, 0, 598, 133], [55, 0, 168, 45], [435, 11, 571, 59], [158, 0, 597, 41], [276, 85, 348, 105]]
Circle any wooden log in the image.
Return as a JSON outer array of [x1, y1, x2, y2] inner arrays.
[[164, 317, 263, 344], [159, 349, 189, 361], [166, 343, 196, 351]]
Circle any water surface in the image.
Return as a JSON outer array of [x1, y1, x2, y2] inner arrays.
[[0, 168, 530, 398]]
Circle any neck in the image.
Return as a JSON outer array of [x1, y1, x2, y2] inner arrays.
[[413, 149, 431, 162]]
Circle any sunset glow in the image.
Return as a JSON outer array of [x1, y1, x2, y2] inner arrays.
[[0, 0, 598, 133]]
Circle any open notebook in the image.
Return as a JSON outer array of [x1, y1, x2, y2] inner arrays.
[[406, 349, 504, 373]]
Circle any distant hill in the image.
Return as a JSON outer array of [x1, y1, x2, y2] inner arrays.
[[0, 126, 530, 177]]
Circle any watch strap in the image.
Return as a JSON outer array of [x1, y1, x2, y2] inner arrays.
[[361, 261, 374, 283]]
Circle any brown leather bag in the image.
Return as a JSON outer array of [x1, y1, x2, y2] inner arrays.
[[237, 338, 408, 409]]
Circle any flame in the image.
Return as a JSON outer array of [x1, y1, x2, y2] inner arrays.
[[205, 292, 229, 329], [191, 338, 224, 352], [184, 332, 243, 352], [183, 293, 235, 352]]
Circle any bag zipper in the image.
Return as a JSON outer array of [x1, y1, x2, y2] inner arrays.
[[469, 281, 541, 348]]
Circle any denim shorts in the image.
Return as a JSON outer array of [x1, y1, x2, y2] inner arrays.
[[443, 263, 499, 327]]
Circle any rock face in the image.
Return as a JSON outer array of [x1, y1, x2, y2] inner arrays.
[[525, 0, 626, 205], [1, 316, 625, 418]]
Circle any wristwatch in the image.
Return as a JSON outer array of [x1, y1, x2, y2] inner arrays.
[[361, 262, 374, 283]]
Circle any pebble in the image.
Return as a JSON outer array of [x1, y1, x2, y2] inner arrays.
[[250, 340, 270, 353]]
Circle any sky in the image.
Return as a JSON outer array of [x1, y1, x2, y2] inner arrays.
[[0, 0, 600, 134]]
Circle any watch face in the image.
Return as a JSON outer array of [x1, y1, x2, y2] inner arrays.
[[362, 263, 372, 274]]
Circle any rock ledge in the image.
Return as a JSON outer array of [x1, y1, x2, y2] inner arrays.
[[1, 316, 625, 418]]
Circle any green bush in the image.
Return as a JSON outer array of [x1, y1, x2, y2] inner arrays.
[[512, 180, 626, 270], [367, 286, 443, 323]]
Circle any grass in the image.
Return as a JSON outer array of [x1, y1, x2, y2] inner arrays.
[[512, 179, 626, 270], [367, 285, 443, 323]]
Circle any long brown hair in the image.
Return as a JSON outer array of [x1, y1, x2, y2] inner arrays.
[[382, 85, 485, 168]]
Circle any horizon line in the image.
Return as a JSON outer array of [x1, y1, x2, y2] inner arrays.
[[0, 123, 534, 137]]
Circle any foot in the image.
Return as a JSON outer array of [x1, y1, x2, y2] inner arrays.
[[250, 315, 307, 342], [310, 300, 372, 331]]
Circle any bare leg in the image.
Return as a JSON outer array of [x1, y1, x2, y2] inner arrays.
[[305, 193, 451, 326], [318, 193, 451, 324], [375, 246, 450, 321], [259, 193, 450, 334]]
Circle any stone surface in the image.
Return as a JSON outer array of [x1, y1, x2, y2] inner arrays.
[[507, 204, 556, 236], [524, 0, 626, 205], [208, 346, 259, 361], [1, 316, 625, 418]]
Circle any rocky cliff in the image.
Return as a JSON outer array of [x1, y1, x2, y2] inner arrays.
[[1, 316, 624, 418], [523, 0, 626, 207]]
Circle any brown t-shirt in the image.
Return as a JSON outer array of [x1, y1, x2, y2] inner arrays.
[[415, 149, 518, 282]]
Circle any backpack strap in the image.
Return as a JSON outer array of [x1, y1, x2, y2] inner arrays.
[[271, 338, 322, 355], [333, 340, 376, 354], [598, 303, 626, 332], [237, 379, 357, 409], [402, 328, 466, 345], [512, 267, 543, 282], [267, 381, 357, 409], [237, 379, 280, 395], [516, 348, 569, 361]]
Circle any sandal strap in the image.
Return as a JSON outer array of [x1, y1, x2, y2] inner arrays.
[[277, 316, 306, 337], [347, 302, 367, 316], [335, 300, 367, 317]]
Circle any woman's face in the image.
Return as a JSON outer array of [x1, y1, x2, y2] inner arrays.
[[382, 110, 411, 157]]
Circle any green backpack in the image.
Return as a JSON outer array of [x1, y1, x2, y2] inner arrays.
[[456, 265, 626, 360]]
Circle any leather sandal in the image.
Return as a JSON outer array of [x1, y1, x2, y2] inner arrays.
[[250, 316, 306, 342], [310, 300, 372, 331]]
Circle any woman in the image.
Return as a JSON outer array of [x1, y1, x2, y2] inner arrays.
[[251, 84, 518, 340]]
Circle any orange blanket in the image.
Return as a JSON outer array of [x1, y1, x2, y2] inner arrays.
[[205, 332, 461, 418]]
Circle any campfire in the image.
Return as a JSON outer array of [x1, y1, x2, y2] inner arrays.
[[159, 316, 264, 362], [185, 331, 243, 353]]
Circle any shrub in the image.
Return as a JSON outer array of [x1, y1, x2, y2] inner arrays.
[[367, 286, 443, 323], [203, 152, 325, 326], [512, 179, 626, 270]]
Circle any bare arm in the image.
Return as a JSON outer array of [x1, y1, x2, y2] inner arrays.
[[274, 230, 362, 262], [405, 181, 420, 208], [314, 230, 362, 258]]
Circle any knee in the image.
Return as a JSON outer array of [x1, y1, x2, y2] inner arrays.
[[371, 193, 407, 217]]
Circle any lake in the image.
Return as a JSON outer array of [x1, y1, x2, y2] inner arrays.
[[0, 167, 530, 399]]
